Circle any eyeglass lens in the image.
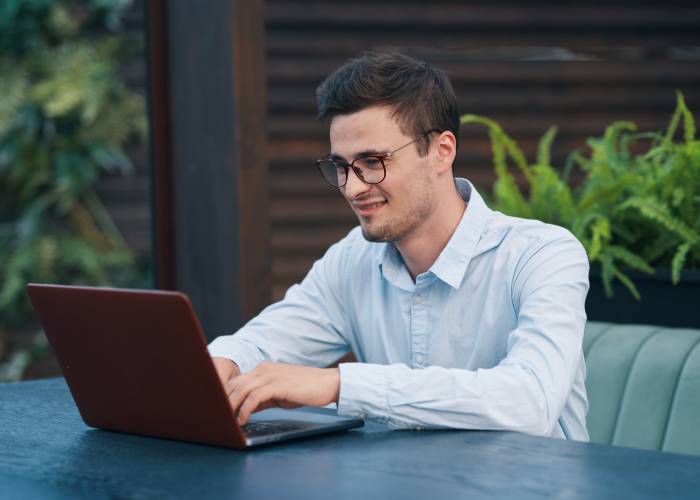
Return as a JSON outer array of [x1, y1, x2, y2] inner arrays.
[[318, 157, 386, 187]]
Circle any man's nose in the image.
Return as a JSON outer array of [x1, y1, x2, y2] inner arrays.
[[342, 167, 369, 199]]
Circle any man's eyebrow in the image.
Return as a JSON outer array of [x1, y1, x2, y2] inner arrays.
[[353, 148, 387, 158], [326, 153, 347, 162], [326, 149, 388, 161]]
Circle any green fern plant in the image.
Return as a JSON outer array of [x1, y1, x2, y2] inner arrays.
[[0, 0, 146, 340], [461, 92, 700, 300]]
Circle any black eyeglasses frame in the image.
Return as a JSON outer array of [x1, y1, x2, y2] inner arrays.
[[315, 129, 440, 188]]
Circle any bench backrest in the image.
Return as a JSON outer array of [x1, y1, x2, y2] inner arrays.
[[584, 322, 700, 455]]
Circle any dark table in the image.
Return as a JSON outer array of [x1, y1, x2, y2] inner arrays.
[[2, 378, 699, 499]]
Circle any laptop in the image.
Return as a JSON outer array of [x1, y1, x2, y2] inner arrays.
[[26, 283, 363, 449]]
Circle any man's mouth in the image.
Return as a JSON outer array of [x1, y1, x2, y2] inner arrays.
[[352, 199, 387, 217]]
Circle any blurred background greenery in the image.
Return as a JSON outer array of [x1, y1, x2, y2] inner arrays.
[[0, 0, 147, 381]]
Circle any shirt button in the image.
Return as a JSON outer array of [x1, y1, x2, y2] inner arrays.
[[415, 354, 424, 364], [413, 294, 422, 304]]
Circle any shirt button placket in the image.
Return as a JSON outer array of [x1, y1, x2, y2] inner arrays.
[[411, 288, 428, 369]]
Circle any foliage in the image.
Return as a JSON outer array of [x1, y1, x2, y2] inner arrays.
[[0, 0, 146, 335], [461, 92, 700, 300]]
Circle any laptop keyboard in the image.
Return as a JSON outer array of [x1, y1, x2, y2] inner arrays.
[[242, 420, 314, 437]]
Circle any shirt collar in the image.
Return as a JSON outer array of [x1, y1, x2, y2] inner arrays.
[[430, 178, 491, 289], [377, 178, 492, 290]]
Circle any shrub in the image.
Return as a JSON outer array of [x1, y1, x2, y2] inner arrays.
[[0, 0, 146, 334], [461, 92, 700, 299]]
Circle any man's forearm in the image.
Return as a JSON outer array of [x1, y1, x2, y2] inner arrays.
[[337, 361, 567, 436]]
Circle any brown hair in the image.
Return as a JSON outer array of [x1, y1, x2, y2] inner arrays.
[[316, 52, 460, 156]]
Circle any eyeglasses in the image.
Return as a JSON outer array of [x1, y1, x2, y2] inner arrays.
[[316, 130, 439, 188]]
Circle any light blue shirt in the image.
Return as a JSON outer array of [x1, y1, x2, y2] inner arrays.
[[208, 178, 590, 440]]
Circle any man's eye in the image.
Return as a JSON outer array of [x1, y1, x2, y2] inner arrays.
[[358, 158, 383, 169]]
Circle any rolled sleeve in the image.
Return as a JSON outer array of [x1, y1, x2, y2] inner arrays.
[[207, 337, 265, 374], [337, 362, 390, 421]]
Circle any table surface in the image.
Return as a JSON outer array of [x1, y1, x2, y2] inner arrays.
[[2, 378, 699, 500]]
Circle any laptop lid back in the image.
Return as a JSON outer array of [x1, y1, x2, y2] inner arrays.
[[26, 284, 246, 448]]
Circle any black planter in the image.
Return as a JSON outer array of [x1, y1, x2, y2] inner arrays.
[[586, 265, 700, 328]]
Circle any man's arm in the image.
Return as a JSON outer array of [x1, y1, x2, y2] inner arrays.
[[223, 232, 588, 432], [208, 234, 355, 413], [335, 234, 589, 434]]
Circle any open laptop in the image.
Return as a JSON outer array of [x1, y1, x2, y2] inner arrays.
[[26, 284, 363, 449]]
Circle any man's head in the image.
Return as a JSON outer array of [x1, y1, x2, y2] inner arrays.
[[317, 52, 460, 157], [315, 52, 461, 244]]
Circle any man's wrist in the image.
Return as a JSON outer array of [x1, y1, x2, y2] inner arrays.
[[329, 367, 340, 404]]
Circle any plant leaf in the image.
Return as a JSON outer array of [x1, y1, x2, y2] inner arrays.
[[671, 242, 693, 284], [536, 126, 558, 167], [607, 245, 654, 274]]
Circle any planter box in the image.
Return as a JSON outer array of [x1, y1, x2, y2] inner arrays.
[[586, 265, 700, 328]]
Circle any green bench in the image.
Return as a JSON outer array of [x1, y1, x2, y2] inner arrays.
[[584, 322, 700, 455]]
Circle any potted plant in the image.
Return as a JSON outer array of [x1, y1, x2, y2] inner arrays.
[[0, 0, 147, 381], [461, 93, 700, 327]]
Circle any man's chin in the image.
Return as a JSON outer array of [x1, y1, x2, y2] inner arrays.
[[360, 223, 391, 242]]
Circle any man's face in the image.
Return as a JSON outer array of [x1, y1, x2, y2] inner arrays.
[[329, 106, 436, 243]]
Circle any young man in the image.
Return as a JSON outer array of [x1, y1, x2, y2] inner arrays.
[[208, 53, 590, 440]]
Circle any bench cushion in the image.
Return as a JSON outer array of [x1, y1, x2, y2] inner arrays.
[[584, 322, 700, 455]]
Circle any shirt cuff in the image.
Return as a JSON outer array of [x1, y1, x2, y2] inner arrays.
[[337, 362, 391, 421], [207, 336, 263, 374]]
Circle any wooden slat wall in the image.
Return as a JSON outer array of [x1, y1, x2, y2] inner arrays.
[[265, 0, 700, 301], [100, 0, 700, 303]]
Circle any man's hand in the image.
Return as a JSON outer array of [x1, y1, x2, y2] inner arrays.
[[212, 357, 241, 386], [223, 361, 340, 425]]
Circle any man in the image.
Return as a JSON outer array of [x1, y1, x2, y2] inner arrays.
[[208, 52, 590, 440]]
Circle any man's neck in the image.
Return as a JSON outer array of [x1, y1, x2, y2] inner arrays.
[[396, 187, 467, 282]]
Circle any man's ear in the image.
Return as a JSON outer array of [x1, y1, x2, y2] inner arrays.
[[434, 131, 457, 175]]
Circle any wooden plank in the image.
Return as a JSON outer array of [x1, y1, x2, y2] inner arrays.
[[267, 114, 681, 140], [273, 255, 325, 281], [271, 229, 353, 261], [232, 0, 271, 320], [148, 0, 269, 339], [267, 87, 691, 114], [266, 3, 700, 29], [268, 60, 700, 84], [270, 198, 353, 225], [267, 33, 700, 55], [145, 0, 174, 289]]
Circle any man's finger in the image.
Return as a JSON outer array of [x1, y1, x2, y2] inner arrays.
[[253, 400, 278, 412], [227, 374, 269, 415], [238, 387, 272, 425], [223, 370, 249, 396]]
